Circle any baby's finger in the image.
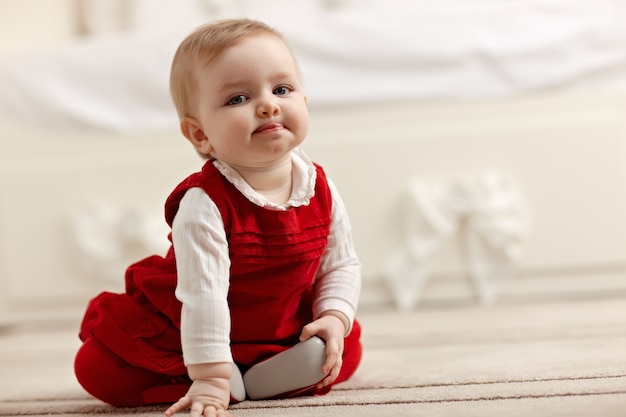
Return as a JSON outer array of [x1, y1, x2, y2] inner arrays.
[[322, 339, 342, 373], [164, 396, 190, 417], [190, 401, 206, 417], [318, 361, 341, 388], [299, 322, 318, 341], [202, 405, 231, 417], [320, 347, 342, 386]]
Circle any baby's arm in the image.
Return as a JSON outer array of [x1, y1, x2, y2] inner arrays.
[[305, 179, 362, 387], [170, 189, 234, 415], [165, 362, 232, 417]]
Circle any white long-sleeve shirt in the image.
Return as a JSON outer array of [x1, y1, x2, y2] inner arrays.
[[171, 149, 361, 366]]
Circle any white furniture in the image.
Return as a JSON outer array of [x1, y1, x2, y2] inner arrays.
[[2, 91, 626, 319]]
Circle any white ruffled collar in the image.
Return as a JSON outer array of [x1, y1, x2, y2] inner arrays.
[[212, 148, 317, 210]]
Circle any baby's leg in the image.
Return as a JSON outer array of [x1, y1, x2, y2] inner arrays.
[[243, 336, 328, 400], [230, 363, 247, 402], [74, 337, 189, 406], [75, 337, 247, 405]]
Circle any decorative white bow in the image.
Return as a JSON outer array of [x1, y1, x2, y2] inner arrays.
[[72, 203, 170, 286], [384, 172, 529, 310]]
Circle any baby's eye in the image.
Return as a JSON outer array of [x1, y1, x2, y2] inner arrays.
[[273, 86, 291, 96], [226, 95, 247, 105]]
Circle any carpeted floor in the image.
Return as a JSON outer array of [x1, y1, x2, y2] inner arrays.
[[1, 296, 625, 416]]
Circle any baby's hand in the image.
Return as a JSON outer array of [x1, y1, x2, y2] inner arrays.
[[299, 312, 347, 388], [164, 363, 232, 417]]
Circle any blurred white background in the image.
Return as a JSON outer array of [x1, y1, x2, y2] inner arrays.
[[1, 0, 626, 322]]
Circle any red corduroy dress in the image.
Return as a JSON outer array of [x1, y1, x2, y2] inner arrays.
[[74, 161, 362, 406]]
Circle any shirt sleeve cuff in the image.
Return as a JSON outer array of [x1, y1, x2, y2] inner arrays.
[[182, 344, 233, 366]]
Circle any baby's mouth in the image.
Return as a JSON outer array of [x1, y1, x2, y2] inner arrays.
[[254, 122, 283, 133]]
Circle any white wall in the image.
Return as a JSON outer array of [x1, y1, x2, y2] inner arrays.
[[2, 91, 626, 320], [0, 0, 78, 55], [2, 1, 626, 319]]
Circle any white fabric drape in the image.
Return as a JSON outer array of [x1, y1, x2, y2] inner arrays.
[[3, 1, 626, 131], [385, 172, 529, 310]]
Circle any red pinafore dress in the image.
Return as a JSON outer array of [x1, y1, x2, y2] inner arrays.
[[78, 160, 362, 385]]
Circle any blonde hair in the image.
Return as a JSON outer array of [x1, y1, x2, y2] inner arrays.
[[170, 19, 284, 120]]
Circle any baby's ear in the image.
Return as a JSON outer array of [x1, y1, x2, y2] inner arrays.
[[180, 117, 212, 155]]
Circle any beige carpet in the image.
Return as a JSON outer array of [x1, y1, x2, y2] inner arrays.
[[1, 296, 626, 416]]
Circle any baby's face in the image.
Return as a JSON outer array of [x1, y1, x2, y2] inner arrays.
[[189, 34, 309, 169]]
